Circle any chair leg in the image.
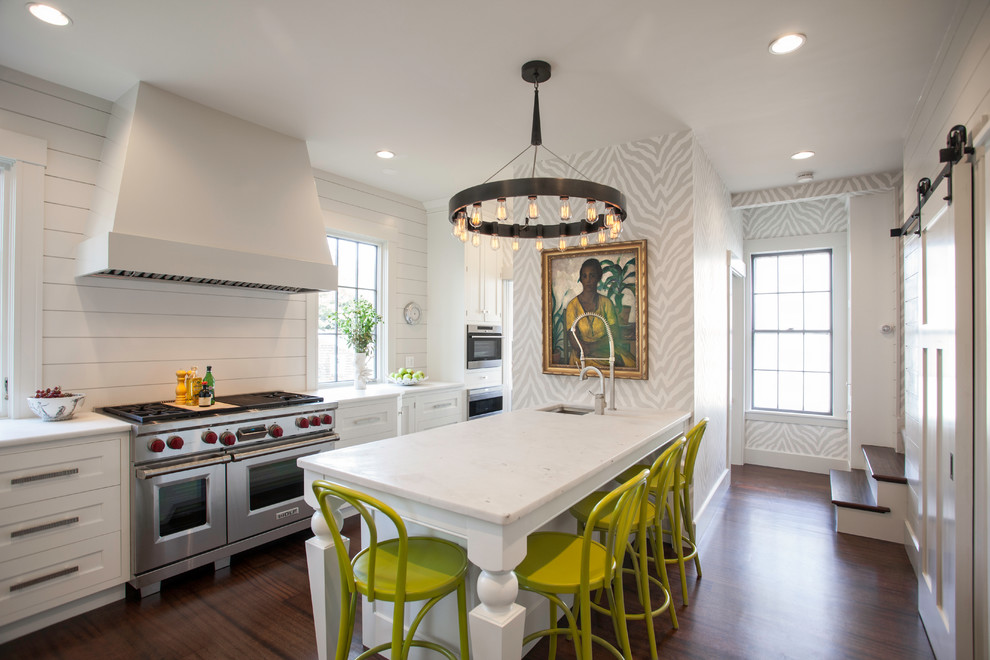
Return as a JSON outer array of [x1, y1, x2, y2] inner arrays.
[[670, 495, 689, 605], [682, 488, 702, 576], [648, 528, 677, 629], [457, 580, 470, 660], [636, 532, 659, 660]]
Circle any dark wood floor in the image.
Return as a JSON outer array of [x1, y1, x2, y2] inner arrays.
[[1, 465, 933, 659]]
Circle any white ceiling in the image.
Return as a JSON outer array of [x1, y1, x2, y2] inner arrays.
[[0, 0, 959, 204]]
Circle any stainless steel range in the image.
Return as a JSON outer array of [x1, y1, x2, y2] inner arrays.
[[100, 391, 338, 597]]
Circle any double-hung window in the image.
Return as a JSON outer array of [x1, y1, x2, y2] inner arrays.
[[751, 249, 833, 415], [317, 236, 382, 385]]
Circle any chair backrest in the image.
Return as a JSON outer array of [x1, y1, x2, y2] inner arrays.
[[681, 418, 709, 485], [312, 480, 409, 603], [645, 436, 687, 528], [582, 468, 649, 589]]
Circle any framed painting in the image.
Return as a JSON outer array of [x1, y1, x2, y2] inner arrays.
[[541, 240, 648, 379]]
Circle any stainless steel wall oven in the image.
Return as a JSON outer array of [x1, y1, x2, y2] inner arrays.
[[466, 324, 502, 369], [467, 385, 504, 419]]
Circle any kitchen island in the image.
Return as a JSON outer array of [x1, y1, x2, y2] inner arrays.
[[299, 406, 690, 660]]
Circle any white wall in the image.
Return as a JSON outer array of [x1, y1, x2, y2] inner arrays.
[[425, 201, 466, 382], [0, 65, 427, 412]]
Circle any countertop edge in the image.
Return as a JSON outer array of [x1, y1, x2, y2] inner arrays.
[[0, 412, 132, 448]]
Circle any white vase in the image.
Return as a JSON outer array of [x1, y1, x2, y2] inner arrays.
[[353, 351, 369, 390]]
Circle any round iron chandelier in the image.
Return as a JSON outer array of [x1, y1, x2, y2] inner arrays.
[[448, 60, 628, 251]]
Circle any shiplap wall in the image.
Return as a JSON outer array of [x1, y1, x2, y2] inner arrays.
[[313, 169, 429, 375], [0, 66, 427, 412]]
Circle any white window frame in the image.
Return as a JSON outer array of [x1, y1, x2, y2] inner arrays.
[[744, 231, 848, 426], [317, 234, 385, 387], [0, 128, 46, 419]]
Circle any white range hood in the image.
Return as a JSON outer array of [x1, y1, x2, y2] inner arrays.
[[76, 82, 336, 293]]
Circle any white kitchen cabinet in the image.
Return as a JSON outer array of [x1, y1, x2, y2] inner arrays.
[[0, 432, 129, 641], [398, 385, 464, 435], [334, 397, 399, 448], [465, 243, 503, 323], [465, 367, 502, 390]]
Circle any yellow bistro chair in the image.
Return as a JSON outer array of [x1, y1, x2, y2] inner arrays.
[[514, 469, 649, 660], [569, 436, 687, 660], [312, 480, 470, 660], [618, 417, 708, 605]]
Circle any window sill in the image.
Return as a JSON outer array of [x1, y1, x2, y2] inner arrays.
[[745, 411, 847, 429]]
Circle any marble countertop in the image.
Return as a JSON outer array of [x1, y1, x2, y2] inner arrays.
[[313, 380, 464, 405], [300, 406, 690, 525], [0, 412, 132, 449]]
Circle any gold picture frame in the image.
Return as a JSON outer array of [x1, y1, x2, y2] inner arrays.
[[541, 240, 648, 379]]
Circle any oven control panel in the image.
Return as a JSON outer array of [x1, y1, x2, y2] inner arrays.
[[133, 404, 337, 464]]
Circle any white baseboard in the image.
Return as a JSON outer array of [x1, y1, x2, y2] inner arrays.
[[695, 467, 730, 542], [744, 448, 849, 474]]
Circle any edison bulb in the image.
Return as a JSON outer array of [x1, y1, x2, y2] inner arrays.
[[490, 234, 500, 250], [535, 235, 544, 250], [471, 203, 482, 228], [604, 206, 616, 227], [559, 196, 571, 220], [586, 199, 597, 222], [598, 227, 607, 243], [496, 198, 507, 221], [471, 233, 480, 247], [558, 235, 567, 251], [528, 196, 539, 219], [512, 236, 520, 251], [580, 232, 589, 248]]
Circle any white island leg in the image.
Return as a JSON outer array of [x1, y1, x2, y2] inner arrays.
[[306, 509, 349, 660], [470, 569, 527, 660]]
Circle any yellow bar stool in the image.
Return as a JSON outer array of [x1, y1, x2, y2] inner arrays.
[[514, 469, 650, 660], [617, 418, 708, 605], [312, 480, 470, 660], [569, 437, 686, 660]]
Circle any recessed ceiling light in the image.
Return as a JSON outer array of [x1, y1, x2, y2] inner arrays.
[[769, 33, 806, 55], [376, 150, 395, 159], [791, 150, 815, 160], [797, 171, 815, 183], [26, 3, 72, 26]]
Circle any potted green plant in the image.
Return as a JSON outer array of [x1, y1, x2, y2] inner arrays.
[[327, 299, 383, 389]]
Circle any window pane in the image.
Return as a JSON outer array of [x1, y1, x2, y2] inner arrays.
[[779, 333, 803, 371], [778, 254, 803, 293], [804, 292, 830, 330], [358, 243, 377, 289], [753, 333, 777, 370], [753, 370, 777, 409], [326, 236, 338, 258], [778, 293, 803, 330], [337, 240, 357, 288], [778, 371, 803, 411], [753, 294, 778, 330], [805, 333, 831, 372], [804, 373, 831, 413], [753, 256, 777, 293], [804, 251, 831, 291]]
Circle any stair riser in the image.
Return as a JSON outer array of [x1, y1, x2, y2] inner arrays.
[[835, 507, 906, 543]]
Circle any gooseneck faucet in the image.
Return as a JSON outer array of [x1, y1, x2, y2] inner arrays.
[[569, 312, 616, 411], [579, 365, 606, 414]]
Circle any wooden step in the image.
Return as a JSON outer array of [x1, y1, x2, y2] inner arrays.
[[862, 445, 907, 484], [829, 469, 890, 513]]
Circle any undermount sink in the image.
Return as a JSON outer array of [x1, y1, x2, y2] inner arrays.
[[536, 404, 594, 415]]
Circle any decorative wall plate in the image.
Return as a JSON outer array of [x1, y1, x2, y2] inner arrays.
[[403, 301, 422, 325]]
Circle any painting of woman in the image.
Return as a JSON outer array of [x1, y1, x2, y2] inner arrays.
[[564, 258, 634, 367]]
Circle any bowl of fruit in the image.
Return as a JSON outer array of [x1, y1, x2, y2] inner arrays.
[[27, 386, 85, 422], [387, 368, 427, 386]]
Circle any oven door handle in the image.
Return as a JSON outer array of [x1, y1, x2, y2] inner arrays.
[[135, 454, 230, 479], [228, 432, 339, 461]]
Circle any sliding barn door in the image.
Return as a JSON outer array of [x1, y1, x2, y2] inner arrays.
[[905, 163, 974, 659]]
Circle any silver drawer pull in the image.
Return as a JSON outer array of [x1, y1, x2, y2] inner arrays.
[[352, 416, 382, 426], [431, 402, 455, 409], [11, 517, 80, 538], [10, 566, 79, 592], [11, 468, 79, 485]]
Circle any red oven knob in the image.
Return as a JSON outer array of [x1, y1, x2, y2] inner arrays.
[[203, 431, 218, 444], [167, 436, 184, 450], [321, 414, 333, 425], [219, 431, 236, 446], [269, 424, 283, 438], [309, 415, 321, 426], [296, 417, 310, 429], [149, 438, 166, 453]]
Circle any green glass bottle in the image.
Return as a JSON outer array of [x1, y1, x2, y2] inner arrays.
[[203, 365, 215, 404]]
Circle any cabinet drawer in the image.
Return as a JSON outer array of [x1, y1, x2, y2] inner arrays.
[[335, 400, 397, 444], [0, 487, 121, 562], [415, 391, 463, 428], [0, 532, 122, 627], [0, 438, 121, 509], [465, 368, 501, 389]]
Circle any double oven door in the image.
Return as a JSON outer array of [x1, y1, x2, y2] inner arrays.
[[132, 435, 336, 576]]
